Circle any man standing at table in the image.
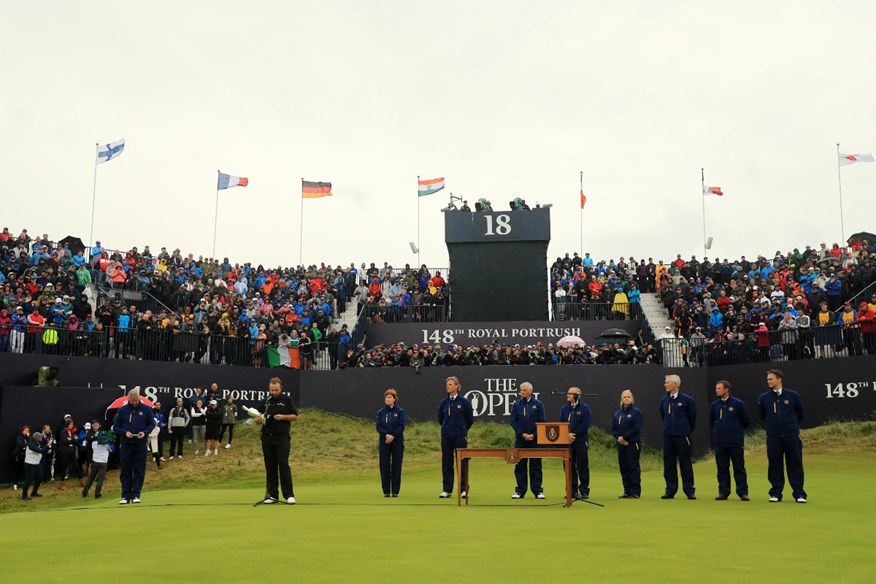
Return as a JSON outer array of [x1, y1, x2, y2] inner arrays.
[[709, 380, 750, 501], [112, 389, 155, 505], [560, 386, 592, 500], [510, 382, 547, 499], [758, 369, 806, 503], [438, 376, 473, 499], [660, 374, 697, 500]]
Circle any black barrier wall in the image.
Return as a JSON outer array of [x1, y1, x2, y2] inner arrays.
[[2, 351, 875, 484]]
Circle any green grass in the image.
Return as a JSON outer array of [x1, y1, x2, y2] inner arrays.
[[2, 415, 875, 583]]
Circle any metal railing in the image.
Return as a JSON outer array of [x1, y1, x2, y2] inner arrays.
[[363, 304, 448, 324], [0, 326, 346, 371], [552, 301, 642, 321], [658, 323, 876, 367]]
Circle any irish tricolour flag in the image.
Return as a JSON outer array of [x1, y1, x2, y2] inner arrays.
[[418, 177, 445, 197], [218, 173, 249, 190]]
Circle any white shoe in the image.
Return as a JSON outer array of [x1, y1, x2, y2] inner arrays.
[[460, 491, 467, 499], [796, 497, 807, 504], [195, 450, 199, 455], [204, 451, 210, 457], [511, 493, 523, 499], [286, 497, 296, 504], [132, 497, 141, 504], [118, 498, 129, 505], [262, 497, 277, 504], [178, 455, 183, 459], [535, 493, 546, 500], [13, 484, 18, 491], [769, 496, 780, 502], [225, 443, 231, 449], [213, 449, 218, 455], [169, 456, 174, 460], [439, 492, 451, 498], [160, 457, 166, 462]]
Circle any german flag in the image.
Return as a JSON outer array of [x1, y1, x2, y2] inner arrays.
[[302, 180, 333, 198]]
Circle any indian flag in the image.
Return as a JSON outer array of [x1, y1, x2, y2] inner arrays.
[[418, 177, 445, 197]]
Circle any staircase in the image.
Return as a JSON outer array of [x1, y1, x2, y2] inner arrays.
[[638, 293, 673, 335], [332, 297, 361, 333]]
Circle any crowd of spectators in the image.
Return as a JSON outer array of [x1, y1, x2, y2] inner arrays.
[[8, 384, 242, 497], [550, 252, 643, 320], [0, 227, 445, 365], [339, 336, 660, 369], [650, 242, 876, 365]]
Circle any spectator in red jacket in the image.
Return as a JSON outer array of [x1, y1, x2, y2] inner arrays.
[[857, 302, 876, 354]]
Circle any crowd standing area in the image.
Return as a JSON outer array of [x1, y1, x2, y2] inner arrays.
[[1, 226, 874, 369], [0, 227, 448, 368], [548, 244, 876, 365]]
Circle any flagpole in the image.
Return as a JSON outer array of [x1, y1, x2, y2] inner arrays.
[[299, 178, 304, 267], [701, 168, 707, 258], [89, 143, 98, 251], [417, 175, 421, 267], [213, 170, 220, 259], [579, 170, 583, 254], [836, 143, 846, 244]]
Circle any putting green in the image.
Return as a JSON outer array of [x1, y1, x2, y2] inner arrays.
[[2, 452, 874, 583]]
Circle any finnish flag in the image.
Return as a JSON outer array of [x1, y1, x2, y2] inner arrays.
[[96, 139, 125, 164]]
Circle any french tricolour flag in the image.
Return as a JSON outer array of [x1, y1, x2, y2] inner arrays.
[[218, 172, 249, 190]]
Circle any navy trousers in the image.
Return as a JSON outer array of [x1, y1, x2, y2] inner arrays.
[[766, 433, 806, 500], [119, 441, 147, 499], [715, 446, 748, 496], [663, 435, 695, 496], [378, 439, 404, 495], [514, 437, 543, 496], [569, 441, 590, 497], [441, 436, 467, 493], [617, 443, 641, 497]]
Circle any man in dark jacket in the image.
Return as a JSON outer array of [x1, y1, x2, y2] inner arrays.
[[709, 380, 750, 500], [510, 382, 547, 499], [437, 376, 474, 499], [112, 389, 155, 504], [560, 387, 592, 500], [660, 375, 697, 499], [758, 369, 806, 503]]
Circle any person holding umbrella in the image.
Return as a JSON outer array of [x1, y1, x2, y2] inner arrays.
[[111, 388, 155, 504]]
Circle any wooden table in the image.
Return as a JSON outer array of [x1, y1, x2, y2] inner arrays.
[[455, 448, 573, 507]]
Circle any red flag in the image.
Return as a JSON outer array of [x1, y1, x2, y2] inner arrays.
[[703, 186, 723, 196], [580, 189, 587, 209]]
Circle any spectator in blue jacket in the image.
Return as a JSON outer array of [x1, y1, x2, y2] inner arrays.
[[709, 380, 750, 501], [437, 376, 473, 499], [560, 387, 592, 499], [112, 388, 155, 504], [758, 369, 806, 503], [376, 388, 406, 497], [613, 390, 643, 498], [660, 375, 697, 499], [510, 382, 547, 499]]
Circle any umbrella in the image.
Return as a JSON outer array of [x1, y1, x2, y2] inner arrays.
[[557, 335, 586, 348], [58, 235, 86, 256], [106, 395, 155, 412], [847, 232, 876, 245], [600, 327, 632, 338]]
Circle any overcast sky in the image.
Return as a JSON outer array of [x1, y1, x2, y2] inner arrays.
[[3, 1, 874, 270]]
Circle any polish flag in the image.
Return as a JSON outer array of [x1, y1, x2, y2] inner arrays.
[[703, 185, 724, 196], [839, 153, 874, 167]]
